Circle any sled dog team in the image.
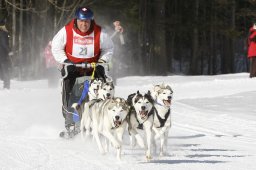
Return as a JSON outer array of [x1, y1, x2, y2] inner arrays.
[[72, 78, 173, 161]]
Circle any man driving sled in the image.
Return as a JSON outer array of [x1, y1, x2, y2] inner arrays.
[[51, 7, 114, 138]]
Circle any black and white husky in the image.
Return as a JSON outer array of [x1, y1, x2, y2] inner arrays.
[[151, 83, 173, 156], [98, 81, 115, 100], [82, 97, 129, 160], [88, 78, 104, 100], [127, 91, 155, 160], [71, 78, 105, 120]]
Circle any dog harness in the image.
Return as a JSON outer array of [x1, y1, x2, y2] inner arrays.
[[155, 108, 170, 128], [130, 107, 154, 130]]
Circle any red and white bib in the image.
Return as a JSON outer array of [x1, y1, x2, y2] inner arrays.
[[65, 19, 101, 63]]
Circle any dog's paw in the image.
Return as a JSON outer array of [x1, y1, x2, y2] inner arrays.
[[146, 154, 152, 161], [113, 142, 121, 149], [145, 150, 152, 161]]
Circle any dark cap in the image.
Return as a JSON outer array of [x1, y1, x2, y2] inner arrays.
[[75, 7, 93, 20]]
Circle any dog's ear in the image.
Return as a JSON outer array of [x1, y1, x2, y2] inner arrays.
[[145, 91, 154, 103], [154, 85, 161, 92], [166, 85, 173, 93], [123, 100, 130, 110], [147, 90, 152, 97], [127, 93, 136, 100], [111, 82, 115, 89], [120, 97, 126, 104], [127, 93, 136, 105], [89, 79, 93, 85], [137, 90, 140, 95]]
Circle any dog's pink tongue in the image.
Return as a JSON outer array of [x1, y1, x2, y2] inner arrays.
[[163, 100, 171, 106], [140, 110, 147, 116], [114, 121, 121, 127]]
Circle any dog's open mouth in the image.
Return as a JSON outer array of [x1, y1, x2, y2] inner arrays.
[[94, 89, 99, 95], [113, 120, 122, 128], [139, 110, 148, 119], [163, 99, 171, 106], [104, 95, 111, 99]]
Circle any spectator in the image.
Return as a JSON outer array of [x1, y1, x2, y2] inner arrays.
[[43, 41, 60, 87], [247, 23, 256, 78], [0, 20, 11, 89]]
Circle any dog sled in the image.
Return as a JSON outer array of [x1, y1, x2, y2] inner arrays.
[[59, 62, 110, 139]]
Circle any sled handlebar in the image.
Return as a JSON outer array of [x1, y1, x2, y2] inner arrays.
[[61, 62, 109, 79]]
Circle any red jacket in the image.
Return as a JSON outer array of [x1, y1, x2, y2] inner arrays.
[[44, 42, 57, 68], [247, 27, 256, 58]]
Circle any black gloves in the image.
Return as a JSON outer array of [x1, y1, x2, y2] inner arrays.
[[95, 65, 106, 82], [61, 59, 76, 77]]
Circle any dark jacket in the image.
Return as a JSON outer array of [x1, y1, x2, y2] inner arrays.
[[0, 28, 9, 62]]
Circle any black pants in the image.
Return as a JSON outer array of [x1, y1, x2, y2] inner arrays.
[[61, 65, 106, 127], [249, 57, 256, 78], [0, 62, 10, 89]]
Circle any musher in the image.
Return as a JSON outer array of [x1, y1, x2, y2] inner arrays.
[[51, 7, 114, 137]]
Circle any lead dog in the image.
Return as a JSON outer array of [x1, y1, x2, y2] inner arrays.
[[127, 91, 155, 160], [83, 97, 129, 160], [151, 83, 173, 156]]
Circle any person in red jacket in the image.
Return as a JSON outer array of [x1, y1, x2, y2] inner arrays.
[[247, 23, 256, 78], [43, 41, 59, 87]]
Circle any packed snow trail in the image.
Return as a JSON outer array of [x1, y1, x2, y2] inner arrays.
[[0, 73, 255, 170]]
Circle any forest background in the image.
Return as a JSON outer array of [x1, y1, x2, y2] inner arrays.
[[0, 0, 255, 79]]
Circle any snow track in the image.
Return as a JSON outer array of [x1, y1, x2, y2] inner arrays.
[[0, 137, 49, 169], [173, 100, 256, 147], [0, 74, 255, 170]]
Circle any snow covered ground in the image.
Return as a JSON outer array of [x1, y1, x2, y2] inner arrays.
[[0, 73, 255, 170]]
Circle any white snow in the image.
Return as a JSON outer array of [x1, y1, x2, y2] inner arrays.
[[0, 73, 255, 170]]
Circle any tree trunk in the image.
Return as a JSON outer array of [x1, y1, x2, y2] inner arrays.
[[190, 0, 199, 75], [230, 0, 236, 73], [153, 0, 167, 75]]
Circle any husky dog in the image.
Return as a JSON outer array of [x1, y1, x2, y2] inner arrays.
[[88, 78, 104, 100], [80, 81, 115, 138], [98, 81, 115, 100], [151, 83, 173, 156], [127, 91, 155, 160], [71, 78, 104, 118], [83, 97, 129, 160]]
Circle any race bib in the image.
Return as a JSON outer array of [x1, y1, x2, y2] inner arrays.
[[72, 32, 94, 59]]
